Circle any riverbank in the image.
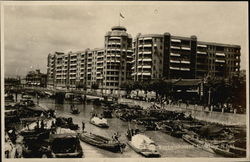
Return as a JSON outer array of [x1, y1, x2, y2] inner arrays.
[[118, 98, 246, 126]]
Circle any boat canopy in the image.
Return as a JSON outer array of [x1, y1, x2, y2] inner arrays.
[[131, 134, 156, 149]]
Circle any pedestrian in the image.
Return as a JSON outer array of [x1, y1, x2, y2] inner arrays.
[[41, 120, 44, 130], [82, 121, 85, 132]]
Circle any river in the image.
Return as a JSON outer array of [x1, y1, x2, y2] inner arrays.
[[13, 95, 220, 158]]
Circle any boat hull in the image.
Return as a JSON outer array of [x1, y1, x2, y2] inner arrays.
[[127, 141, 160, 158], [210, 146, 239, 158], [89, 120, 109, 128], [79, 133, 123, 152]]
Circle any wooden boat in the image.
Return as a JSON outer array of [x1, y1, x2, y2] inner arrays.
[[79, 132, 125, 152], [127, 134, 160, 157], [50, 133, 83, 158], [170, 130, 186, 138], [70, 108, 80, 114], [103, 109, 113, 118], [90, 116, 109, 128], [210, 145, 239, 157], [182, 134, 213, 153], [229, 145, 246, 157], [20, 128, 51, 140]]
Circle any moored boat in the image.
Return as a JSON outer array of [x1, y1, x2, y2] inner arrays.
[[70, 104, 80, 114], [210, 145, 239, 157], [79, 132, 125, 152], [127, 134, 160, 157], [182, 134, 213, 153], [90, 116, 109, 128], [50, 133, 83, 158]]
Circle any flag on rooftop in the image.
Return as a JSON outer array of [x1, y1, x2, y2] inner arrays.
[[120, 13, 125, 19]]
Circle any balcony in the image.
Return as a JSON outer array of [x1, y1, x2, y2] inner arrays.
[[143, 58, 152, 62], [142, 72, 151, 76], [96, 76, 103, 79], [181, 60, 191, 64], [171, 46, 180, 49], [144, 37, 152, 41], [143, 65, 151, 68], [144, 44, 152, 48], [97, 55, 103, 58], [170, 60, 180, 63], [181, 47, 190, 50], [96, 66, 103, 69], [170, 53, 181, 57], [169, 66, 180, 70], [143, 51, 152, 54], [197, 45, 207, 48], [215, 59, 225, 63], [171, 39, 181, 42], [180, 68, 190, 71], [216, 53, 226, 57]]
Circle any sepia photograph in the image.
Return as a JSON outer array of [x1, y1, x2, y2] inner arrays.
[[1, 1, 249, 161]]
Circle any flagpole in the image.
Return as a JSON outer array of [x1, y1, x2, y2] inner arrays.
[[119, 13, 120, 26]]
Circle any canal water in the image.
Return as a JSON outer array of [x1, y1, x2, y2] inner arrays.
[[14, 95, 220, 158]]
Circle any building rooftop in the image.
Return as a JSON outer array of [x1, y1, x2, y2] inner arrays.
[[197, 41, 240, 48], [111, 26, 127, 31]]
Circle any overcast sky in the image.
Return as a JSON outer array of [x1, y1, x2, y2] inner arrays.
[[3, 1, 248, 77]]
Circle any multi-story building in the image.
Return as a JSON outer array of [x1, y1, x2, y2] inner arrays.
[[132, 34, 164, 81], [47, 51, 87, 89], [132, 32, 241, 81], [47, 26, 133, 92], [47, 26, 241, 92], [103, 26, 133, 92], [26, 69, 47, 87]]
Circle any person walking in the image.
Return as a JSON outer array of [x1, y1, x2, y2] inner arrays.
[[82, 121, 85, 132]]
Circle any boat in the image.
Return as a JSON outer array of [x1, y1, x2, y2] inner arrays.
[[20, 128, 51, 141], [103, 109, 113, 118], [182, 134, 213, 153], [50, 133, 83, 158], [70, 105, 80, 114], [210, 145, 239, 157], [55, 117, 79, 130], [79, 132, 125, 152], [90, 116, 109, 128], [127, 133, 160, 157], [229, 145, 246, 157], [5, 93, 14, 102]]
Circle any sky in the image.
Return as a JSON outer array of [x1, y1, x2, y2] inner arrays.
[[3, 1, 248, 77]]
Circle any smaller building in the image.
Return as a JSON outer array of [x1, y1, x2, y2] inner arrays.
[[26, 69, 47, 87]]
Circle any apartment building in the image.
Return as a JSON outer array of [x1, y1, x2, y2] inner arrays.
[[47, 26, 133, 92], [102, 26, 133, 92], [132, 34, 164, 81], [132, 32, 241, 81], [47, 51, 87, 89], [47, 26, 241, 91]]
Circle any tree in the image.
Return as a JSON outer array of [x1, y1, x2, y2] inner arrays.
[[120, 80, 133, 96], [76, 83, 86, 90], [148, 79, 172, 104], [91, 82, 99, 90]]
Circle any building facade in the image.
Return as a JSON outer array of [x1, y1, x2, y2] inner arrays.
[[26, 69, 47, 87], [132, 33, 241, 81], [103, 26, 133, 92], [47, 26, 241, 91], [47, 26, 133, 92]]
